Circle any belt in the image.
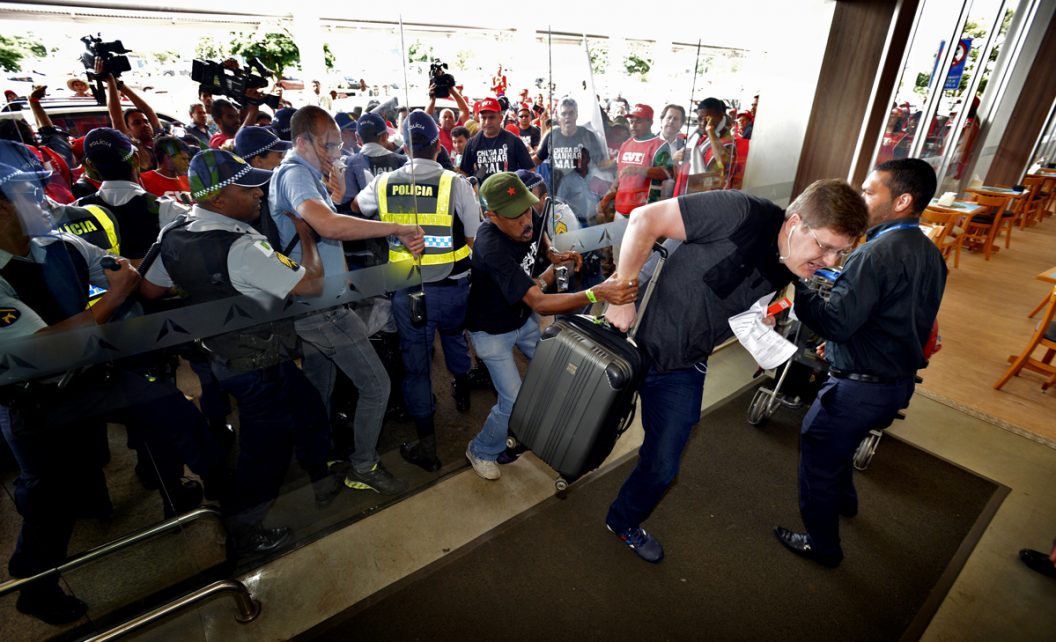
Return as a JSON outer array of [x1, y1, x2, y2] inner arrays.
[[427, 276, 470, 287], [828, 367, 904, 385]]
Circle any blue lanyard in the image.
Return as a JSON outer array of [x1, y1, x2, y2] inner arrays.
[[870, 222, 919, 242]]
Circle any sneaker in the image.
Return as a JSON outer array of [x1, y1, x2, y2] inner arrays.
[[606, 523, 664, 563], [465, 446, 501, 480], [344, 462, 408, 495]]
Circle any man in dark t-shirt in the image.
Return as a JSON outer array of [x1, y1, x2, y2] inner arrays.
[[516, 106, 541, 153], [463, 173, 636, 481], [601, 182, 870, 564], [534, 97, 606, 195], [458, 98, 534, 183]]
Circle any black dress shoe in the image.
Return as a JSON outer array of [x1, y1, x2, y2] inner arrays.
[[231, 526, 293, 559], [774, 526, 843, 568], [16, 584, 88, 625], [163, 479, 204, 519], [399, 441, 442, 472], [312, 474, 344, 507], [452, 376, 471, 412], [1020, 548, 1056, 578]]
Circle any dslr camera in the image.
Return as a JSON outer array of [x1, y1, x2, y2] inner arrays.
[[79, 34, 133, 104], [191, 58, 281, 110], [429, 59, 456, 99]]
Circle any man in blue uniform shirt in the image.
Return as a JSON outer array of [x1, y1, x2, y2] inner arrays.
[[775, 158, 947, 568]]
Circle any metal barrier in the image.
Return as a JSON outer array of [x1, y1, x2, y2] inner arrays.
[[84, 579, 260, 641], [0, 506, 223, 597]]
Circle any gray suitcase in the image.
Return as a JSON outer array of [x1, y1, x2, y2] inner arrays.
[[509, 244, 668, 490]]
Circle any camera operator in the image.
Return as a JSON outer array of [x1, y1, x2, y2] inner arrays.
[[425, 73, 470, 155], [95, 58, 161, 172]]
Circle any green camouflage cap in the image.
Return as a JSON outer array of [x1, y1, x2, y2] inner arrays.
[[188, 149, 271, 201]]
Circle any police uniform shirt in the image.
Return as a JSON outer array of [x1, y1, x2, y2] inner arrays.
[[356, 158, 481, 276], [0, 232, 111, 339], [145, 205, 305, 310], [95, 180, 189, 227]]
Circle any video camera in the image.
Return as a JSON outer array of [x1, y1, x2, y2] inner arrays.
[[79, 34, 133, 105], [191, 58, 281, 110], [429, 59, 456, 99]]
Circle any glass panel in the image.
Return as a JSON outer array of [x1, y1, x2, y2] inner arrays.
[[0, 9, 762, 638], [878, 0, 968, 167]]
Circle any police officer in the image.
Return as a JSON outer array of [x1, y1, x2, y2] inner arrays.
[[141, 149, 342, 559], [775, 158, 947, 568], [355, 110, 481, 471], [0, 149, 216, 624], [75, 128, 189, 265]]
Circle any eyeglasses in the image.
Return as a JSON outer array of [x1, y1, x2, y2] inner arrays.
[[803, 224, 852, 260], [308, 134, 341, 154]]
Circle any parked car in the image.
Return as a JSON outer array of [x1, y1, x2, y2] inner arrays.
[[0, 97, 179, 139]]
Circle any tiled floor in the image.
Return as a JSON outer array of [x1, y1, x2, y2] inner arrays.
[[125, 344, 1056, 641]]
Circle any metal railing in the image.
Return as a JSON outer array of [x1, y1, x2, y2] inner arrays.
[[84, 579, 260, 641], [0, 507, 223, 597]]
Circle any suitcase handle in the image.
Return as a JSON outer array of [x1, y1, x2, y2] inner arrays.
[[627, 242, 668, 341]]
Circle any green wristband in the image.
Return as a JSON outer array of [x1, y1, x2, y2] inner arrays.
[[585, 288, 597, 303]]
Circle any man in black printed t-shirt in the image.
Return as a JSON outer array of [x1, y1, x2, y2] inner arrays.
[[516, 106, 541, 153], [463, 172, 636, 481], [458, 97, 534, 183], [534, 97, 607, 194]]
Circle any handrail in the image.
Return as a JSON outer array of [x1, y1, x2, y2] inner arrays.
[[83, 580, 260, 641], [0, 506, 223, 597]]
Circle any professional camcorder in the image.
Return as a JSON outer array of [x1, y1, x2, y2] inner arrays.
[[191, 58, 281, 110], [429, 58, 456, 99], [79, 34, 133, 104]]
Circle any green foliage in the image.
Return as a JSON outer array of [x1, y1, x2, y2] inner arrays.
[[0, 35, 47, 73], [194, 36, 226, 61], [624, 52, 652, 78], [229, 32, 301, 78], [323, 43, 335, 71], [914, 72, 931, 98], [151, 50, 181, 66], [407, 41, 433, 64], [588, 43, 608, 76]]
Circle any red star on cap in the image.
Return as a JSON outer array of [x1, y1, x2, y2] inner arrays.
[[507, 187, 516, 196]]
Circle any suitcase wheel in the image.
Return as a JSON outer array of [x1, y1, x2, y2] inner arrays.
[[746, 388, 772, 426], [506, 436, 519, 449], [555, 478, 569, 492], [853, 430, 883, 471]]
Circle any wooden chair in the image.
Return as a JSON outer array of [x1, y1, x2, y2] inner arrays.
[[1019, 176, 1046, 229], [920, 206, 964, 268], [962, 193, 1012, 260], [994, 286, 1056, 391]]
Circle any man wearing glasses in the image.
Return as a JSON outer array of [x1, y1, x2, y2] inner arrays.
[[269, 106, 425, 496], [775, 158, 946, 568], [603, 181, 869, 564]]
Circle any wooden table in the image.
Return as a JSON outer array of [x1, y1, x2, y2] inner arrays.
[[927, 199, 985, 216], [967, 185, 1028, 200], [1029, 266, 1056, 317]]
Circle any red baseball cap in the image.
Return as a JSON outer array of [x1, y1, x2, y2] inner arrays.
[[476, 97, 501, 114], [627, 104, 654, 120]]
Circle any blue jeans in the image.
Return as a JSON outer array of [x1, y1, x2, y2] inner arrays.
[[799, 376, 915, 557], [297, 306, 390, 473], [606, 364, 707, 532], [391, 280, 472, 419], [467, 316, 540, 461], [212, 360, 332, 533]]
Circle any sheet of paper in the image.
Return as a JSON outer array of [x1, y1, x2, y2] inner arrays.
[[728, 293, 798, 370]]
